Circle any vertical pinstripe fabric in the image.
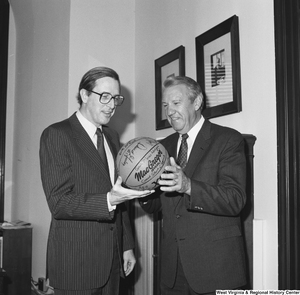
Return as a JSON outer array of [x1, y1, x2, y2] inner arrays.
[[39, 113, 134, 291]]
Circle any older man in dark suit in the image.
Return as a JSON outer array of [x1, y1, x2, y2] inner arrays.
[[40, 67, 153, 295], [140, 76, 247, 294]]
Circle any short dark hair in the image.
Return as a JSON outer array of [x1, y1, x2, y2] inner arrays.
[[163, 75, 204, 110], [76, 67, 121, 105]]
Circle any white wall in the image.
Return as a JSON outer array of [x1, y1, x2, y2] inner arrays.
[[7, 0, 71, 278], [6, 0, 277, 290], [67, 0, 136, 145], [6, 0, 135, 280], [134, 0, 277, 290]]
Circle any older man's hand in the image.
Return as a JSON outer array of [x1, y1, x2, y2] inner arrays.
[[158, 157, 191, 195]]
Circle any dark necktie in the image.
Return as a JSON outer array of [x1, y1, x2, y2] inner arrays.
[[96, 128, 109, 172], [177, 133, 189, 169]]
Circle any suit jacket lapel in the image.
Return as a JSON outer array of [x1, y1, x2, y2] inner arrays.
[[163, 133, 178, 160], [102, 126, 119, 182], [162, 133, 182, 208], [184, 120, 211, 177], [102, 127, 118, 158], [68, 114, 111, 181], [166, 120, 212, 210]]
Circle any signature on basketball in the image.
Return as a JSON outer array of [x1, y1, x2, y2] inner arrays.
[[121, 142, 148, 166]]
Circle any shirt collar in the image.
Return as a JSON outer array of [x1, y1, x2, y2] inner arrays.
[[76, 110, 99, 139], [184, 115, 205, 143]]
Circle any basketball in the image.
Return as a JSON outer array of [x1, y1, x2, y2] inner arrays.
[[116, 137, 170, 190]]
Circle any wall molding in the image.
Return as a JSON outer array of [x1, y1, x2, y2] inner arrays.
[[0, 0, 9, 222], [274, 0, 300, 289]]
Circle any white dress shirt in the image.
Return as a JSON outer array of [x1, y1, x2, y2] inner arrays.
[[76, 111, 116, 211], [177, 115, 205, 160]]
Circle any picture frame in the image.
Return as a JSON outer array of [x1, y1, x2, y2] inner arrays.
[[155, 45, 185, 130], [196, 15, 242, 119]]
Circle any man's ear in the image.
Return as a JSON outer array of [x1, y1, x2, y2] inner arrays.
[[194, 95, 203, 111], [80, 89, 89, 103]]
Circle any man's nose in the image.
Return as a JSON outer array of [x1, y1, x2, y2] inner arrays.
[[108, 98, 116, 108], [166, 106, 175, 116]]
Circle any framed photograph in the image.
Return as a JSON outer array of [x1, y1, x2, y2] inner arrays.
[[196, 15, 241, 119], [155, 46, 185, 130]]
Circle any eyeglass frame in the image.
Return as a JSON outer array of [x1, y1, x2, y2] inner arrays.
[[88, 90, 125, 106]]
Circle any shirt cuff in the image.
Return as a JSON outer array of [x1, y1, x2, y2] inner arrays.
[[107, 192, 116, 212]]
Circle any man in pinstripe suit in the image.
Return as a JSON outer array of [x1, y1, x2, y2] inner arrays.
[[40, 67, 153, 295]]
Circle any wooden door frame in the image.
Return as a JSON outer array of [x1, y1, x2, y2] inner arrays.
[[274, 0, 300, 289], [0, 0, 9, 223]]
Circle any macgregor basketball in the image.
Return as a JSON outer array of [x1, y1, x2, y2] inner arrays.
[[116, 137, 169, 190]]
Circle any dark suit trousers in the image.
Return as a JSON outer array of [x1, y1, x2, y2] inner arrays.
[[160, 251, 245, 295], [161, 253, 198, 295], [54, 233, 120, 295], [161, 253, 215, 295]]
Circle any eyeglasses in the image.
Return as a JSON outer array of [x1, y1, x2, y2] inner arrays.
[[89, 90, 124, 106]]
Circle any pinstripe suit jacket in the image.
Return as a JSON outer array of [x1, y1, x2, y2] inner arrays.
[[141, 120, 247, 293], [39, 113, 134, 290]]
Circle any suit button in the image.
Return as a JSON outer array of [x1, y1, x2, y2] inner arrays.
[[110, 226, 114, 231], [176, 214, 181, 219], [195, 206, 204, 210]]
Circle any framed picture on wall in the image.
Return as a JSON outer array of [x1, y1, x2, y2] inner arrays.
[[196, 15, 242, 119], [155, 45, 185, 130]]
